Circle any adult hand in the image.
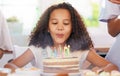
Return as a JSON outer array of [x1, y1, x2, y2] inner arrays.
[[109, 0, 120, 4]]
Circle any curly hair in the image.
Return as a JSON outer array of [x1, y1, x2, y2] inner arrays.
[[29, 2, 93, 51]]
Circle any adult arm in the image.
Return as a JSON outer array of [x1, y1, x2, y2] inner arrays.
[[4, 48, 34, 72], [109, 0, 120, 4], [107, 0, 120, 37], [107, 16, 120, 37], [99, 0, 120, 37]]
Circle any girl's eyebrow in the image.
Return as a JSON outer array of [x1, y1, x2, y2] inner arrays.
[[63, 19, 71, 21], [50, 19, 57, 21], [64, 19, 70, 20]]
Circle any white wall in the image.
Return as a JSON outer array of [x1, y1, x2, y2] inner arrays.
[[88, 22, 115, 48]]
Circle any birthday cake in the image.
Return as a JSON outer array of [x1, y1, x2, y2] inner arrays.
[[43, 57, 79, 73], [43, 45, 80, 73]]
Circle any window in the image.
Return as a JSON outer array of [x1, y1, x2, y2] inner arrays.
[[65, 0, 100, 27], [0, 0, 39, 35]]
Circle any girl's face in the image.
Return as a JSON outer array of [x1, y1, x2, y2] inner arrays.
[[48, 9, 72, 46]]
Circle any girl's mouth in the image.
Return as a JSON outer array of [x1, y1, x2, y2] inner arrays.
[[56, 34, 64, 38]]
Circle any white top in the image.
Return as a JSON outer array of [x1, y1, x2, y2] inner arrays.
[[0, 10, 13, 51], [99, 0, 120, 71], [29, 46, 89, 70]]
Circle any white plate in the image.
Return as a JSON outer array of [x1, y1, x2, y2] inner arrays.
[[0, 68, 11, 73], [41, 72, 81, 76]]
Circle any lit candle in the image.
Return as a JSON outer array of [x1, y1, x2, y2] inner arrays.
[[67, 45, 70, 56], [64, 46, 67, 57]]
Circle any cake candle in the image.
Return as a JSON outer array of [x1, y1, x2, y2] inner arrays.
[[64, 46, 68, 57], [67, 45, 70, 56], [60, 45, 64, 58], [50, 49, 53, 58], [58, 45, 61, 57], [54, 47, 57, 57]]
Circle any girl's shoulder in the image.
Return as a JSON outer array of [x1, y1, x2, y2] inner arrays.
[[28, 46, 45, 54]]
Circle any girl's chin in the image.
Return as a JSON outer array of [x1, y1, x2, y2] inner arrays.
[[56, 42, 64, 45], [55, 41, 65, 45]]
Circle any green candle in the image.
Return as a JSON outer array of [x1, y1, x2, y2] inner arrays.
[[64, 46, 67, 56]]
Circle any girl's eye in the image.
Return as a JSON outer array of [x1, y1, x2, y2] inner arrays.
[[63, 20, 70, 25], [64, 23, 69, 25], [52, 22, 57, 25]]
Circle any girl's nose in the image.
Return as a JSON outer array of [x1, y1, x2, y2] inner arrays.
[[57, 25, 64, 31]]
